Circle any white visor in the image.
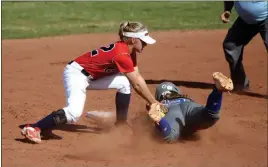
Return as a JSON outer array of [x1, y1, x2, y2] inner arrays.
[[122, 30, 156, 44]]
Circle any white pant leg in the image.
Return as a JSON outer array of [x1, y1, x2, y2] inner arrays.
[[87, 73, 131, 94], [62, 65, 90, 123]]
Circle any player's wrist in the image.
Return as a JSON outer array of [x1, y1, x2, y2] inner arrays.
[[148, 99, 158, 105]]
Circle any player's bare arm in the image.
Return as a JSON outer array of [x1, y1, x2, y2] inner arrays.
[[134, 66, 139, 73], [124, 70, 157, 105]]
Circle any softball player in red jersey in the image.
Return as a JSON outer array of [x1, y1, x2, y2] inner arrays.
[[21, 21, 158, 143]]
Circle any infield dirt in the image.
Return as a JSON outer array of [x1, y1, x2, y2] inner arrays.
[[2, 30, 267, 167]]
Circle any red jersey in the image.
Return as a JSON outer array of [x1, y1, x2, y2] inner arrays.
[[74, 41, 137, 79]]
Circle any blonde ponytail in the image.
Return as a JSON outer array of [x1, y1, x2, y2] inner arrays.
[[118, 21, 147, 41]]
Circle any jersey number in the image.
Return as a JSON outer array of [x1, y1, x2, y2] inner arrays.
[[91, 44, 115, 57]]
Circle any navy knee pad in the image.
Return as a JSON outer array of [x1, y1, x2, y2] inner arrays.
[[115, 92, 131, 121], [52, 109, 67, 125]]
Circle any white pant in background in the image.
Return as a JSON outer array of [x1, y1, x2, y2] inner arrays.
[[62, 62, 131, 123]]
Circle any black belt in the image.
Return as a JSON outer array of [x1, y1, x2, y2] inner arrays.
[[68, 61, 90, 77]]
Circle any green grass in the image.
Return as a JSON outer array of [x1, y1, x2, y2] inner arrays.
[[2, 2, 236, 39]]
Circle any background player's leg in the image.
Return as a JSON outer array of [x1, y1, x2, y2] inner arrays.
[[259, 18, 268, 52], [115, 92, 131, 122], [223, 17, 259, 90], [87, 73, 131, 123]]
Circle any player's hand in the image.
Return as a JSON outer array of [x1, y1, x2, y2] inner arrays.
[[147, 103, 167, 125], [221, 11, 231, 23], [146, 101, 162, 111]]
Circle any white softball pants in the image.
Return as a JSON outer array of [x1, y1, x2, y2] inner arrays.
[[62, 62, 131, 123]]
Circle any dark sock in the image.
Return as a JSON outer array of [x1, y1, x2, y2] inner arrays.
[[33, 112, 56, 131], [115, 92, 131, 121], [205, 86, 223, 113], [158, 118, 171, 137]]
